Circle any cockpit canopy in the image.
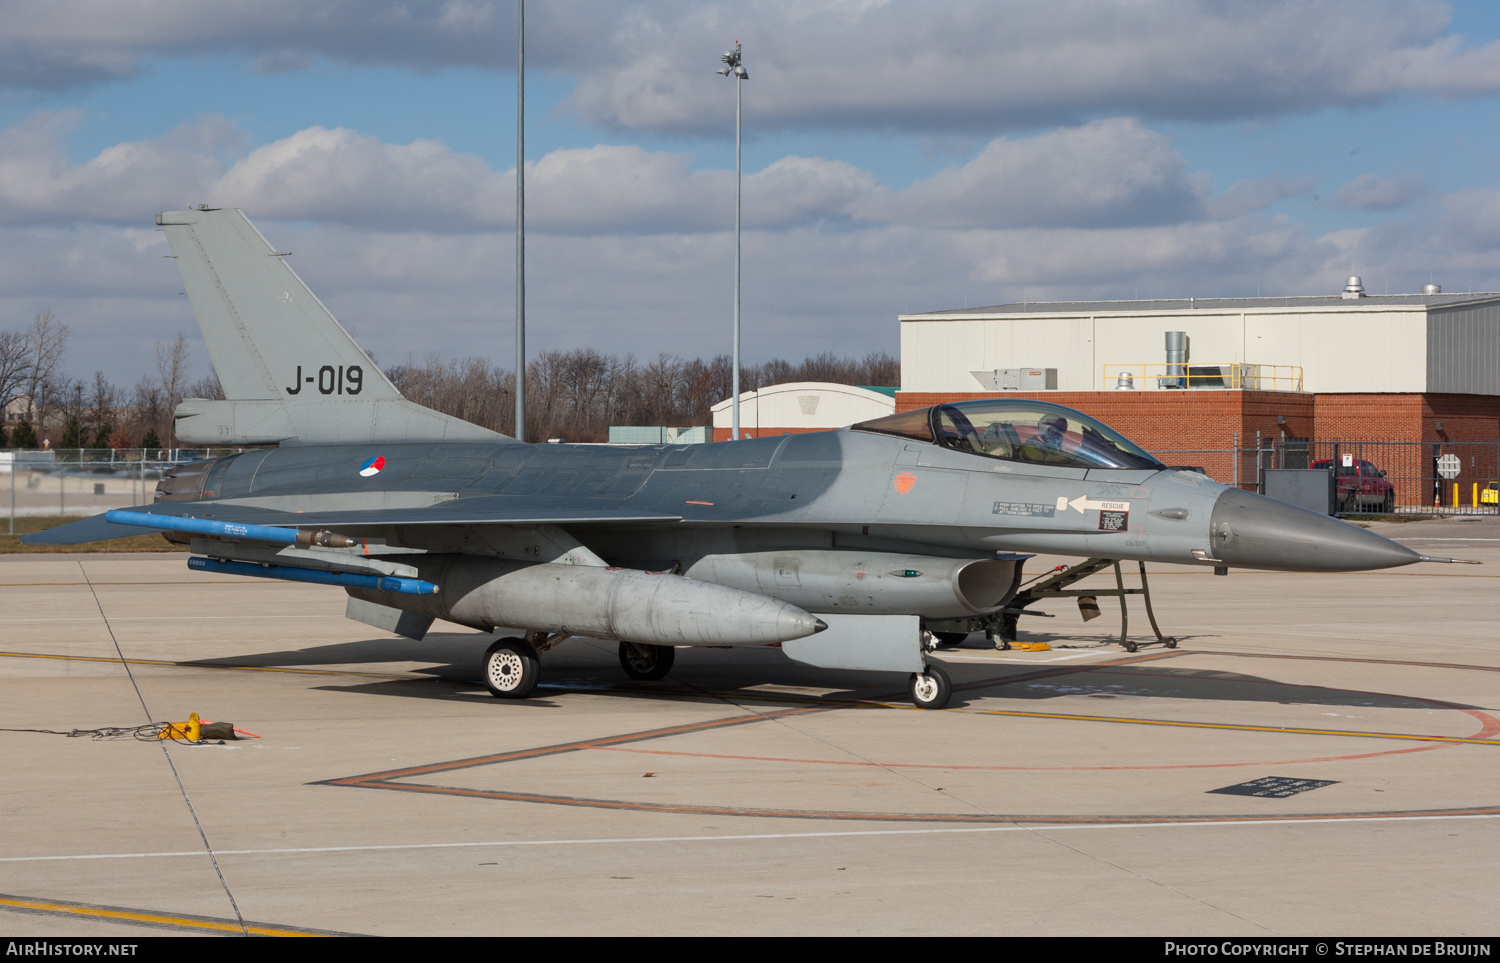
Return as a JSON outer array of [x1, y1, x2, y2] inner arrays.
[[851, 399, 1165, 471]]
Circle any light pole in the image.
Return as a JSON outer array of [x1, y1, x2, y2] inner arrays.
[[717, 43, 747, 440], [515, 0, 526, 443]]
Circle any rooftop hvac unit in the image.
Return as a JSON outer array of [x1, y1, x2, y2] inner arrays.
[[970, 368, 1058, 391]]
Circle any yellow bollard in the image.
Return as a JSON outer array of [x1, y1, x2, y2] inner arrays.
[[1453, 482, 1459, 508], [1475, 483, 1480, 508]]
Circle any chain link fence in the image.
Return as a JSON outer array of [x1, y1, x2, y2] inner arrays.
[[2, 448, 245, 534], [1151, 436, 1500, 515]]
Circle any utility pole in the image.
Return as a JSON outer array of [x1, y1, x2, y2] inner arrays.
[[514, 0, 527, 443], [717, 43, 748, 439]]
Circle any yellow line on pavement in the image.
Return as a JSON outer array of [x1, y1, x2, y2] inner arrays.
[[951, 706, 1500, 745], [0, 649, 407, 679], [0, 895, 327, 936]]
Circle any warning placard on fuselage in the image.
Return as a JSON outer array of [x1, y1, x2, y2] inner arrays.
[[993, 501, 1057, 518], [1098, 510, 1129, 531]]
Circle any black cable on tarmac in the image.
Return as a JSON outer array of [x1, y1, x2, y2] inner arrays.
[[76, 560, 250, 937]]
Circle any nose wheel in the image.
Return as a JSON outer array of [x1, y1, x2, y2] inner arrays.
[[909, 662, 952, 709]]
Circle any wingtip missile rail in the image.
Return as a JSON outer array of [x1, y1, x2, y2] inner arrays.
[[105, 509, 357, 548]]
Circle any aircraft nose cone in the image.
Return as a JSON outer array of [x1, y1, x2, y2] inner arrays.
[[1208, 487, 1421, 572]]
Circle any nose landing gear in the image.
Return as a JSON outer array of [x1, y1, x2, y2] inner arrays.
[[908, 661, 952, 709], [997, 558, 1177, 652]]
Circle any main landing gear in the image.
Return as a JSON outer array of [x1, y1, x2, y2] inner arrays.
[[619, 642, 676, 681], [484, 637, 678, 698], [484, 635, 952, 709], [483, 637, 541, 699]]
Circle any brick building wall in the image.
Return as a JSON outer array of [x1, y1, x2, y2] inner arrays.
[[893, 390, 1500, 447], [712, 426, 826, 442], [893, 390, 1321, 453], [715, 391, 1500, 447], [710, 390, 1499, 498], [884, 390, 1500, 492]]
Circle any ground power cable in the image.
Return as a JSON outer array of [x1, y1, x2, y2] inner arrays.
[[76, 560, 250, 938]]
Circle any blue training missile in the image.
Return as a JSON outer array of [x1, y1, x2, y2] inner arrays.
[[106, 509, 356, 548], [188, 557, 438, 595]]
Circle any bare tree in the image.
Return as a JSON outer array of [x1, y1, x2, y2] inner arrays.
[[187, 365, 225, 401], [131, 375, 165, 447], [859, 351, 901, 387], [0, 328, 28, 411], [22, 308, 69, 426], [57, 378, 86, 425], [377, 349, 898, 443], [387, 354, 514, 436], [154, 333, 189, 447], [87, 371, 119, 446]]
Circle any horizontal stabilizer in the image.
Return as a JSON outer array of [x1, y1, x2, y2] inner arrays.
[[21, 511, 162, 546]]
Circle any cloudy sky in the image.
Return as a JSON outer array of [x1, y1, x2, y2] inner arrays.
[[5, 0, 1500, 385]]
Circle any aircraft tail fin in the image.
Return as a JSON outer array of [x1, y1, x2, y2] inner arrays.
[[157, 208, 506, 446]]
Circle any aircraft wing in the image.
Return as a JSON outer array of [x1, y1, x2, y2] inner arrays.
[[22, 498, 685, 546]]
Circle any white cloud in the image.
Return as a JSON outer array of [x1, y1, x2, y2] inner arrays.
[[1204, 175, 1317, 219], [4, 2, 1500, 135], [16, 192, 1500, 390], [0, 112, 237, 225], [8, 110, 1500, 388], [212, 127, 512, 231], [4, 114, 1222, 235], [1329, 172, 1427, 211], [565, 0, 1500, 134], [874, 119, 1202, 229]]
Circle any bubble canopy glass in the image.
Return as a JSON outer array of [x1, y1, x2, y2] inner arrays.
[[852, 399, 1165, 471]]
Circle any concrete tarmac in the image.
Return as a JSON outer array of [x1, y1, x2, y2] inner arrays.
[[2, 515, 1498, 936]]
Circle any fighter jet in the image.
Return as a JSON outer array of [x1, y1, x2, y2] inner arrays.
[[27, 209, 1469, 709]]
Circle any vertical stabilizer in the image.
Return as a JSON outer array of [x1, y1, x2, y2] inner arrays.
[[158, 208, 507, 446]]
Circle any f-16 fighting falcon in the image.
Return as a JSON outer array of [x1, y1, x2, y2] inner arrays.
[[27, 209, 1471, 709]]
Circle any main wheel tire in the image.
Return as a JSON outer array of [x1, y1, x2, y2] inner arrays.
[[619, 642, 676, 681], [908, 662, 952, 710], [483, 637, 540, 699], [1384, 491, 1395, 514], [931, 631, 968, 648]]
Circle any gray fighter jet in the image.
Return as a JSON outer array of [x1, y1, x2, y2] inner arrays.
[[28, 209, 1467, 709]]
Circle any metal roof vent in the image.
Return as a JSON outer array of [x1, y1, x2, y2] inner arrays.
[[1422, 282, 1442, 295], [1342, 275, 1366, 299]]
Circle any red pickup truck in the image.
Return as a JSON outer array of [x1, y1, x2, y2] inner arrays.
[[1311, 458, 1396, 513]]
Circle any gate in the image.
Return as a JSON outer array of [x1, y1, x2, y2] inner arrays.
[[1271, 439, 1499, 514]]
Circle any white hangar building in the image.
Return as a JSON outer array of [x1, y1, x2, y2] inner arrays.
[[710, 382, 896, 441], [898, 280, 1500, 396]]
